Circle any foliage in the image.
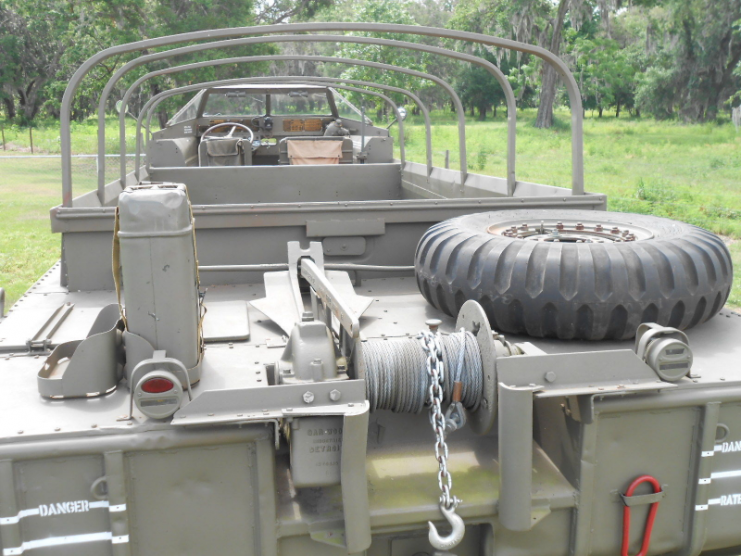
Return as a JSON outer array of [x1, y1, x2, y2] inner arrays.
[[310, 0, 428, 113], [1, 0, 740, 125], [632, 1, 741, 121]]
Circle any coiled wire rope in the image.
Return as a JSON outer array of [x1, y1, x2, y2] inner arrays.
[[362, 329, 483, 413]]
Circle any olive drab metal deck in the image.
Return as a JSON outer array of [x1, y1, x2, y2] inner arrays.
[[0, 23, 738, 556]]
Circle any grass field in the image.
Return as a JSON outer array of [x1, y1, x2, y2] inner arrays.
[[0, 111, 739, 310]]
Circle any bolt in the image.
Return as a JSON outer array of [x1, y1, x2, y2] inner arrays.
[[303, 391, 315, 404], [556, 222, 564, 230], [426, 318, 442, 332], [544, 371, 557, 383], [576, 222, 584, 231], [595, 224, 603, 231], [611, 227, 620, 234], [329, 389, 342, 402]]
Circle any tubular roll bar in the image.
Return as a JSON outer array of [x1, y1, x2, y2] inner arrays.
[[133, 56, 466, 185], [61, 23, 584, 206], [137, 79, 407, 177], [121, 65, 433, 177], [109, 34, 517, 197]]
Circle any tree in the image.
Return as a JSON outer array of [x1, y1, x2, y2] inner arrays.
[[634, 1, 741, 121], [313, 0, 427, 115], [534, 0, 570, 128], [455, 48, 508, 120], [0, 0, 75, 122]]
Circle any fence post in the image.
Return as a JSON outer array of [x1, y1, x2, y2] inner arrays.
[[444, 149, 450, 169], [29, 128, 33, 154]]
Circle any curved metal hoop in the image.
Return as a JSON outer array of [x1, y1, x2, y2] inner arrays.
[[60, 23, 584, 205]]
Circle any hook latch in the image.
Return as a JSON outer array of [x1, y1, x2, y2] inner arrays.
[[428, 502, 465, 551]]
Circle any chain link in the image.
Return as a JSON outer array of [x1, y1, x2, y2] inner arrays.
[[419, 330, 460, 511]]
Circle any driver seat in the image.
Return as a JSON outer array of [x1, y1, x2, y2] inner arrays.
[[198, 137, 252, 167]]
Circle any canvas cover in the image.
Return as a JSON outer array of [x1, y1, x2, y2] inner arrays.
[[287, 140, 342, 165]]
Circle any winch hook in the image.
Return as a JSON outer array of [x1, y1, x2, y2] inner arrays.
[[428, 503, 465, 551]]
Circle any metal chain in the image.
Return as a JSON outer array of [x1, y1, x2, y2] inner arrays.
[[419, 330, 460, 511]]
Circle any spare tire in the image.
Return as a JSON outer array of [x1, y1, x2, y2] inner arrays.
[[415, 210, 733, 340]]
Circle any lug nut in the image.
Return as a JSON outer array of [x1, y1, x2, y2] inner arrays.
[[595, 224, 603, 231], [302, 391, 315, 404], [576, 222, 584, 231], [556, 222, 564, 230], [329, 389, 341, 402], [611, 227, 620, 234]]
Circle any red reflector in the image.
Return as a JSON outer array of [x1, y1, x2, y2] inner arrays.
[[141, 377, 174, 394]]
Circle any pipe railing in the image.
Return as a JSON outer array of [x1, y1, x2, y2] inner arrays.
[[107, 34, 517, 195], [119, 61, 434, 179], [137, 79, 406, 178], [60, 23, 584, 206], [131, 55, 466, 182]]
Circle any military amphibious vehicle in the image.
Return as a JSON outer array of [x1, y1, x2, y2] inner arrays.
[[0, 23, 738, 556]]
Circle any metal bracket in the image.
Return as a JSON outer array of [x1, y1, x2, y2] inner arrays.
[[302, 258, 369, 340], [171, 379, 366, 426], [37, 304, 123, 399], [620, 490, 666, 507], [27, 302, 75, 352]]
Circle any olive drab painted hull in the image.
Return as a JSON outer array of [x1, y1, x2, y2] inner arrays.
[[0, 23, 739, 556]]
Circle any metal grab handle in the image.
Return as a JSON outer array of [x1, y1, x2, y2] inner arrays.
[[621, 475, 662, 556], [428, 503, 465, 551]]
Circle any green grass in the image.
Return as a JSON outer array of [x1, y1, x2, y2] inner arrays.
[[1, 116, 139, 154], [0, 111, 739, 310], [396, 108, 741, 307], [0, 116, 137, 305]]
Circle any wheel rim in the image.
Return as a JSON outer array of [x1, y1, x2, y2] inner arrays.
[[487, 218, 654, 243]]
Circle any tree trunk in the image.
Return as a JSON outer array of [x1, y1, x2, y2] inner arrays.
[[535, 0, 570, 129], [478, 104, 487, 121], [2, 96, 16, 120], [703, 30, 741, 121], [451, 100, 455, 112], [493, 104, 497, 117], [598, 106, 603, 118], [615, 101, 621, 118]]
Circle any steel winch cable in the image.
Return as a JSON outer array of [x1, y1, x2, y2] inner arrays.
[[362, 329, 483, 413]]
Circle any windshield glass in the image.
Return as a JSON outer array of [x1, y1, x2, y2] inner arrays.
[[269, 91, 331, 115], [167, 91, 204, 126], [203, 91, 266, 116], [331, 89, 372, 124]]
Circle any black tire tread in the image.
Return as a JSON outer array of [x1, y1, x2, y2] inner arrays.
[[414, 210, 733, 340]]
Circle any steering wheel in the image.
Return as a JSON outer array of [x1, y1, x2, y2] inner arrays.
[[200, 122, 254, 144]]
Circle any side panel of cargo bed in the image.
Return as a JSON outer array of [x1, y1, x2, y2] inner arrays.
[[0, 428, 276, 556]]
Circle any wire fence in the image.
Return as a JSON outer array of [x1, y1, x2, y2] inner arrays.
[[0, 154, 144, 199]]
